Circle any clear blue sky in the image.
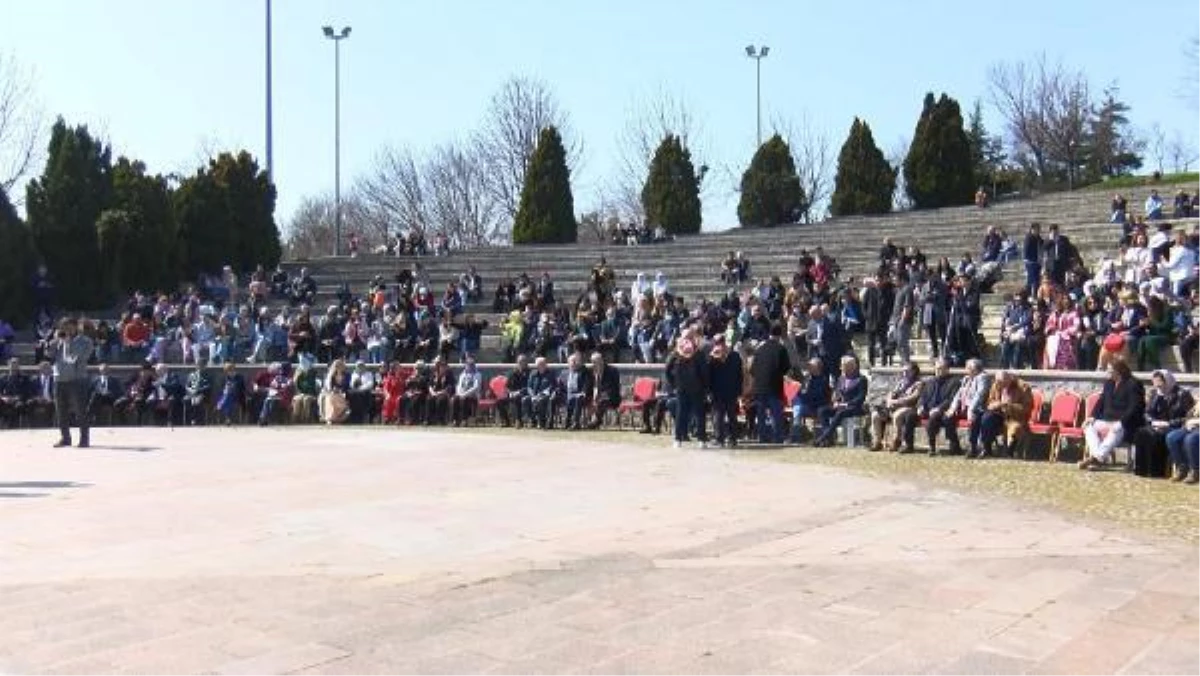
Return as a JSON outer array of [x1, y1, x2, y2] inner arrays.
[[3, 0, 1197, 232]]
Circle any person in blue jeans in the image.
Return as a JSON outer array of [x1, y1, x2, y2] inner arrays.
[[665, 333, 709, 449], [790, 358, 829, 443], [1165, 412, 1199, 484]]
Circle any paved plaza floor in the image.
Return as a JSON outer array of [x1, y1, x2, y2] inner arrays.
[[1, 426, 1197, 674]]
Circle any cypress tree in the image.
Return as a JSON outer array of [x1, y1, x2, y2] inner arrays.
[[103, 158, 177, 294], [903, 93, 974, 209], [0, 186, 36, 325], [641, 135, 702, 234], [175, 151, 279, 277], [830, 118, 895, 216], [736, 134, 806, 228], [25, 119, 113, 309], [513, 126, 576, 244]]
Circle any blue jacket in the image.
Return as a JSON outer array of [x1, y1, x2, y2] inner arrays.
[[797, 374, 831, 409]]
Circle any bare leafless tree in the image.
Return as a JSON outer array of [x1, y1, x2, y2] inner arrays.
[[0, 53, 45, 197], [988, 54, 1093, 185], [425, 141, 502, 248], [354, 144, 433, 239], [284, 193, 371, 260], [1166, 129, 1196, 173], [770, 114, 834, 222], [610, 88, 707, 222], [1147, 123, 1167, 173], [475, 75, 582, 227]]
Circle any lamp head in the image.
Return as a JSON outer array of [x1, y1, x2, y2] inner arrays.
[[340, 26, 352, 38], [322, 25, 334, 37], [745, 45, 755, 57], [760, 46, 770, 56]]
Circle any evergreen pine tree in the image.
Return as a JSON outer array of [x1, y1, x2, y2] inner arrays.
[[513, 126, 576, 244], [0, 185, 36, 325], [641, 135, 702, 234], [25, 119, 113, 309], [102, 158, 177, 294], [830, 118, 895, 216], [174, 151, 279, 277], [904, 93, 974, 209], [736, 134, 806, 227]]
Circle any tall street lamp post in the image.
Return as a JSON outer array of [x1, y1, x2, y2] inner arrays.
[[323, 25, 351, 256], [744, 45, 770, 148]]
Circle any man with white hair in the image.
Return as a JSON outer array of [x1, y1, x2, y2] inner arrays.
[[939, 358, 991, 457], [526, 356, 557, 430]]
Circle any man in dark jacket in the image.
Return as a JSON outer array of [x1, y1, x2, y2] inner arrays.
[[861, 273, 895, 367], [500, 355, 530, 427], [558, 353, 593, 431], [1080, 359, 1145, 469], [1022, 222, 1042, 296], [587, 352, 621, 429], [525, 357, 557, 430], [1044, 224, 1076, 285], [915, 358, 961, 456], [750, 323, 792, 444], [707, 336, 743, 447]]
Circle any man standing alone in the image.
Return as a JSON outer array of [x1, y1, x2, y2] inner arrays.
[[53, 317, 94, 448]]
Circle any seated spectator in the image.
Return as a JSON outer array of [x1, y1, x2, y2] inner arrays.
[[379, 362, 408, 424], [869, 362, 923, 454], [347, 361, 378, 424], [812, 356, 868, 447], [999, 291, 1033, 369], [941, 359, 992, 457], [402, 361, 430, 425], [1043, 295, 1081, 370], [526, 357, 557, 430], [558, 352, 591, 431], [1098, 290, 1147, 370], [182, 361, 211, 426], [1173, 189, 1193, 218], [115, 362, 156, 426], [450, 357, 482, 427], [290, 268, 318, 305], [458, 314, 489, 359], [790, 358, 830, 443], [121, 313, 152, 362], [977, 370, 1032, 459], [147, 363, 184, 426], [270, 266, 290, 297], [499, 355, 531, 428], [425, 358, 454, 425], [0, 357, 31, 428], [1145, 189, 1164, 221], [89, 363, 122, 424], [320, 359, 351, 425], [215, 362, 246, 425], [1161, 229, 1198, 298], [980, 226, 1002, 263], [1132, 370, 1195, 478], [24, 360, 56, 425], [916, 358, 960, 457], [1110, 193, 1128, 225], [257, 363, 293, 426], [461, 266, 483, 302], [1166, 399, 1200, 483], [1080, 359, 1145, 470], [587, 352, 621, 429]]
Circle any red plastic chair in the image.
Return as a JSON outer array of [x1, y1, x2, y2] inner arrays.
[[474, 375, 508, 423], [1054, 391, 1101, 459], [617, 377, 658, 429], [1029, 390, 1082, 462], [782, 377, 802, 405]]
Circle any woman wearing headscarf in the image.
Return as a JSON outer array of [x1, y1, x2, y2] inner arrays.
[[1131, 370, 1195, 478], [652, 272, 669, 298], [665, 328, 709, 449], [631, 273, 650, 299]]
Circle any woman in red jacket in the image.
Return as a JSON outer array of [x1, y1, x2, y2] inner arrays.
[[380, 362, 408, 424]]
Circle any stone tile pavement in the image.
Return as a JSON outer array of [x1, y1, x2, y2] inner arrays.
[[0, 427, 1196, 674]]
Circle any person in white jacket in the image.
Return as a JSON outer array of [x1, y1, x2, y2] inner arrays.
[[1160, 230, 1198, 298], [450, 357, 482, 426]]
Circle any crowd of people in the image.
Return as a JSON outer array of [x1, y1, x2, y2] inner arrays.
[[999, 216, 1198, 373]]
